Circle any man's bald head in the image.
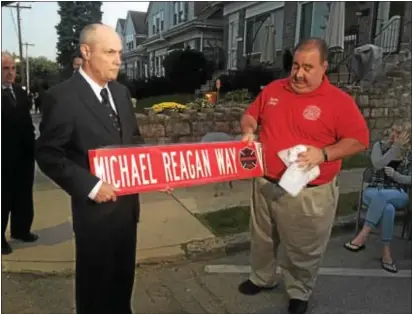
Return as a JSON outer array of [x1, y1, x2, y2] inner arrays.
[[2, 52, 16, 86], [294, 37, 329, 63], [79, 23, 122, 86], [2, 52, 13, 62], [79, 23, 119, 46]]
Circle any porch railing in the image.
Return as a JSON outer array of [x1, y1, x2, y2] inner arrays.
[[327, 15, 404, 85]]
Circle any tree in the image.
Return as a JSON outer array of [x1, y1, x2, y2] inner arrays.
[[55, 1, 102, 71], [28, 56, 60, 91], [162, 48, 209, 94]]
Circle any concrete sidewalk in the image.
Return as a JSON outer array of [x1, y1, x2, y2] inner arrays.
[[1, 166, 365, 273]]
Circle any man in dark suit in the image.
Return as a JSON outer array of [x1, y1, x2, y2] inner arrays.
[[36, 24, 144, 314], [72, 55, 83, 74], [1, 52, 38, 255]]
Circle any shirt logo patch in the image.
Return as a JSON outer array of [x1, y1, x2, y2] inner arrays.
[[267, 97, 278, 106], [303, 105, 321, 121]]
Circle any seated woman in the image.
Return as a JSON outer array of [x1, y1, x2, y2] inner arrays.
[[344, 122, 411, 273]]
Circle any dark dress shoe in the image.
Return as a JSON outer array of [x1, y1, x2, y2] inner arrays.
[[238, 279, 277, 295], [288, 298, 308, 314], [11, 233, 38, 242], [2, 241, 13, 255]]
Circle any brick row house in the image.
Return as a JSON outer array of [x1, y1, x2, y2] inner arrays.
[[220, 1, 411, 70], [117, 1, 411, 80], [116, 1, 224, 80]]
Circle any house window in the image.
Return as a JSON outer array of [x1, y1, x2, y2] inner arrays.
[[152, 11, 164, 34], [126, 34, 134, 51], [156, 15, 160, 33], [245, 8, 284, 55], [173, 1, 188, 25], [173, 2, 178, 25], [160, 10, 164, 31]]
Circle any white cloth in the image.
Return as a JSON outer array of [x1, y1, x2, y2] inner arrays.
[[277, 145, 320, 197]]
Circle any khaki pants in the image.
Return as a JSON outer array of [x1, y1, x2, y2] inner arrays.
[[249, 177, 339, 300]]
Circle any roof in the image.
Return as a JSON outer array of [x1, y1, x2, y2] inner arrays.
[[196, 3, 223, 20], [127, 10, 147, 34], [118, 18, 125, 29], [145, 1, 211, 23]]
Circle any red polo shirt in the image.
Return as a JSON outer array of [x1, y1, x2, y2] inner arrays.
[[245, 77, 369, 185]]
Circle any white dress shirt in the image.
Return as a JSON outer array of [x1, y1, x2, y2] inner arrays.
[[77, 67, 117, 200]]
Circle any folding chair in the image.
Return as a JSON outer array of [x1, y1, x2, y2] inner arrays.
[[354, 167, 374, 235], [354, 167, 410, 239]]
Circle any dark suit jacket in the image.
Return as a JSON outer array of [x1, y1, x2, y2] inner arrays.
[[36, 72, 144, 234], [1, 85, 35, 169]]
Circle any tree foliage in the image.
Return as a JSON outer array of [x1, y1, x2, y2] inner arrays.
[[162, 48, 210, 93], [55, 1, 102, 69], [29, 56, 60, 90]]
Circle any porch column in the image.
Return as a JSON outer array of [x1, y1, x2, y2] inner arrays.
[[401, 1, 411, 49], [236, 9, 246, 69], [356, 2, 378, 46], [223, 14, 229, 69], [282, 1, 298, 50]]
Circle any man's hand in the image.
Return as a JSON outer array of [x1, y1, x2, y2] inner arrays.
[[298, 146, 325, 169], [241, 132, 256, 144], [94, 182, 118, 203], [394, 131, 409, 146], [384, 166, 395, 177]]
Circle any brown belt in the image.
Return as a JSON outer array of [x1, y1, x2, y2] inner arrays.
[[263, 176, 319, 188]]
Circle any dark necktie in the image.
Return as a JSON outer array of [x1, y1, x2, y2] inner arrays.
[[4, 87, 16, 107], [100, 88, 121, 136]]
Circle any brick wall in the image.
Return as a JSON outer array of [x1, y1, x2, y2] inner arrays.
[[136, 105, 245, 144]]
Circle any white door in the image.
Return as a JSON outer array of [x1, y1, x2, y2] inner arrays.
[[228, 13, 239, 70]]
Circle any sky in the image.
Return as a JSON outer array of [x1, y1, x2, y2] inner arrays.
[[1, 1, 149, 61]]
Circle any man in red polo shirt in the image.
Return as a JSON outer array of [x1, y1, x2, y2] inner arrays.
[[239, 38, 369, 314]]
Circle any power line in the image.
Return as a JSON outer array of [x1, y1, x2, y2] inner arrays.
[[8, 8, 18, 37]]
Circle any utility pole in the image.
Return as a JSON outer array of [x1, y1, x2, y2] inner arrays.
[[6, 2, 31, 87], [23, 42, 34, 93]]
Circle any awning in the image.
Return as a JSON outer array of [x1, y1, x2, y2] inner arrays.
[[260, 23, 276, 64], [325, 2, 345, 51]]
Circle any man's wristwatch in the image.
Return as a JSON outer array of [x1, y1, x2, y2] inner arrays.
[[322, 148, 328, 162]]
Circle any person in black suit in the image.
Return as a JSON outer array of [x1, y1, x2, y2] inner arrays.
[[1, 52, 38, 255], [72, 56, 83, 74], [36, 24, 144, 314]]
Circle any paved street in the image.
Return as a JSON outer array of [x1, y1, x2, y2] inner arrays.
[[2, 232, 411, 314]]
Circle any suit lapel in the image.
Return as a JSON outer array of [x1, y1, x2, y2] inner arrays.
[[72, 73, 120, 141]]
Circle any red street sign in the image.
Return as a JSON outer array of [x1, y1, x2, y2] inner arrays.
[[88, 141, 264, 195]]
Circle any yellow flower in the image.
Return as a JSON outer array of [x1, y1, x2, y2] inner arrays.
[[151, 102, 188, 113]]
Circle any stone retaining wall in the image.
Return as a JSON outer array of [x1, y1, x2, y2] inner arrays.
[[136, 104, 247, 144], [137, 78, 411, 145], [345, 79, 411, 143]]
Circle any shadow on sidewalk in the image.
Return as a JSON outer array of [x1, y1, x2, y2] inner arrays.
[[8, 221, 74, 250]]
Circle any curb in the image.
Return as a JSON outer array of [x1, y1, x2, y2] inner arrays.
[[1, 213, 358, 275], [183, 213, 358, 260]]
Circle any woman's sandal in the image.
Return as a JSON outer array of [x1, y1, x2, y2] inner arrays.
[[380, 258, 398, 273], [343, 241, 366, 252]]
